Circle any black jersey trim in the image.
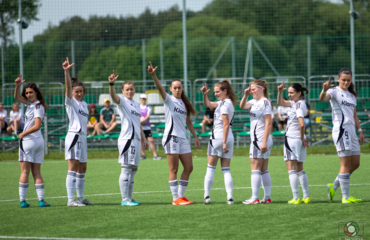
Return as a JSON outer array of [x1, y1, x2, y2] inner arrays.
[[68, 134, 80, 151], [120, 139, 132, 156]]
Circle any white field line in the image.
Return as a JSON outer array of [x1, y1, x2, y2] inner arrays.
[[1, 183, 369, 203], [0, 237, 215, 240]]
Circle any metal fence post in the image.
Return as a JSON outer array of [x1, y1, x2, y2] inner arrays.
[[71, 41, 76, 77], [142, 39, 146, 89], [232, 37, 236, 79], [160, 38, 164, 80]]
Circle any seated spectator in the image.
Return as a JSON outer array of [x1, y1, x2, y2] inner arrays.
[[87, 103, 99, 137], [304, 102, 311, 129], [270, 101, 278, 134], [202, 107, 215, 133], [94, 98, 117, 136], [0, 103, 8, 135], [7, 102, 24, 136], [139, 94, 162, 160], [277, 97, 289, 131]]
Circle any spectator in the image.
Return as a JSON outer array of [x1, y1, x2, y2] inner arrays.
[[94, 98, 117, 136], [270, 100, 278, 134], [304, 102, 311, 130], [7, 102, 24, 136], [277, 97, 289, 131], [202, 107, 215, 133], [87, 103, 99, 137], [0, 102, 8, 135], [139, 94, 162, 160]]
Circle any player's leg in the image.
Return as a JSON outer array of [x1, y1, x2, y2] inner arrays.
[[297, 162, 310, 203], [220, 157, 233, 204], [168, 154, 180, 203], [127, 139, 141, 205], [19, 161, 31, 208], [260, 159, 271, 203], [204, 154, 218, 204], [286, 160, 300, 204], [178, 152, 194, 204], [243, 157, 263, 204], [31, 163, 50, 207]]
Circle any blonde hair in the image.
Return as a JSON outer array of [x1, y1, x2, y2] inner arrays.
[[251, 80, 268, 98]]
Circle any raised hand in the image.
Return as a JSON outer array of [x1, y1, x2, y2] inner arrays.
[[323, 77, 334, 92], [62, 57, 75, 71], [278, 81, 286, 92], [244, 82, 252, 95], [200, 83, 210, 95], [108, 70, 119, 83], [147, 61, 158, 75], [15, 74, 25, 87]]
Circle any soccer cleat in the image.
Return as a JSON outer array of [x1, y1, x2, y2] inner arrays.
[[121, 200, 139, 206], [181, 196, 194, 204], [302, 197, 310, 204], [140, 155, 147, 160], [288, 198, 301, 204], [227, 199, 234, 205], [130, 199, 141, 205], [204, 196, 211, 204], [20, 201, 30, 208], [67, 200, 86, 207], [153, 156, 162, 160], [242, 198, 260, 205], [260, 198, 272, 204], [39, 200, 50, 207], [342, 196, 362, 204], [79, 198, 94, 205], [172, 198, 191, 205], [326, 183, 336, 203]]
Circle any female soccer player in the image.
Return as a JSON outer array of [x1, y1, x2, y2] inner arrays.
[[107, 71, 148, 206], [239, 80, 272, 204], [277, 81, 310, 204], [14, 75, 50, 208], [63, 57, 93, 207], [148, 62, 200, 205], [201, 80, 236, 205], [320, 68, 365, 203]]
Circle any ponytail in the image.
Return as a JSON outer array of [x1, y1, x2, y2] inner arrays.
[[251, 80, 269, 98], [215, 79, 238, 106], [171, 79, 197, 117], [290, 83, 308, 99], [348, 82, 357, 98]]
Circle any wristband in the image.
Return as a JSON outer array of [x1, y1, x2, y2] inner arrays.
[[321, 90, 326, 94], [358, 128, 363, 133], [109, 82, 114, 86]]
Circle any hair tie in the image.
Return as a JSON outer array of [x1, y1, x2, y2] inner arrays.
[[251, 84, 265, 90]]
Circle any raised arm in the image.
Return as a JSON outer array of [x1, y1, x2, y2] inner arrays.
[[14, 75, 27, 105], [201, 83, 218, 109], [148, 62, 166, 100], [319, 77, 334, 101], [240, 83, 252, 109], [108, 70, 120, 104], [277, 81, 291, 107], [62, 57, 75, 100]]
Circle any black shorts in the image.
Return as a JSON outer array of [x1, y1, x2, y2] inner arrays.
[[143, 130, 152, 138], [279, 119, 288, 125], [1, 121, 8, 131]]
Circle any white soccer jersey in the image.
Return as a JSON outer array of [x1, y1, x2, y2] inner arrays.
[[116, 96, 142, 140], [211, 99, 234, 139], [163, 93, 188, 138], [277, 106, 289, 118], [23, 100, 44, 141], [249, 98, 272, 141], [0, 109, 8, 124], [65, 96, 88, 135], [327, 87, 356, 126], [10, 110, 23, 123], [285, 100, 306, 139]]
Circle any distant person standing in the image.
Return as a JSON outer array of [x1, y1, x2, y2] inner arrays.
[[139, 94, 162, 160], [277, 98, 289, 131], [0, 103, 8, 134], [94, 98, 117, 136], [7, 102, 24, 136], [202, 107, 215, 133]]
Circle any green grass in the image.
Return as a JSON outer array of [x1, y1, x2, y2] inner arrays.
[[0, 155, 370, 239]]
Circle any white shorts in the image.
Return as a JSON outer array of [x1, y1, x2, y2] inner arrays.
[[207, 138, 234, 159], [249, 135, 273, 160], [65, 132, 87, 163], [19, 138, 44, 163], [284, 137, 306, 162], [332, 125, 360, 157], [162, 135, 191, 155], [118, 139, 141, 166]]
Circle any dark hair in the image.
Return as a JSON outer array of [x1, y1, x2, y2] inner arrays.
[[122, 81, 135, 89], [171, 79, 197, 116], [338, 68, 357, 98], [214, 79, 238, 106], [89, 107, 97, 115], [251, 79, 269, 98], [21, 82, 47, 110], [289, 83, 309, 99], [71, 77, 86, 94], [283, 97, 288, 100]]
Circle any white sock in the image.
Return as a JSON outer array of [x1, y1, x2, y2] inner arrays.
[[261, 170, 271, 200], [119, 166, 132, 201], [19, 182, 29, 202], [288, 170, 299, 200], [128, 167, 138, 200], [66, 171, 77, 202], [35, 183, 45, 201], [251, 170, 262, 200], [169, 180, 179, 200], [298, 170, 309, 199], [76, 173, 85, 202], [178, 179, 189, 198], [338, 173, 350, 199], [332, 176, 340, 191], [204, 164, 216, 198], [222, 167, 233, 200]]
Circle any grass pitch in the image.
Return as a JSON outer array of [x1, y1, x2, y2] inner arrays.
[[0, 155, 369, 240]]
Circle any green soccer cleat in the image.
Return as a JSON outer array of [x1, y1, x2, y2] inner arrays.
[[121, 200, 139, 207], [20, 201, 30, 208], [288, 198, 301, 205], [39, 200, 50, 207], [342, 196, 362, 204], [302, 197, 310, 204], [326, 183, 336, 203], [130, 199, 141, 205]]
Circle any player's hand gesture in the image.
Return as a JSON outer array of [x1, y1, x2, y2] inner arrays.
[[15, 75, 25, 87], [147, 61, 158, 75], [62, 57, 74, 71], [195, 138, 200, 149], [244, 82, 252, 95], [223, 142, 229, 154], [200, 83, 210, 95], [108, 70, 119, 83], [323, 77, 334, 92], [260, 142, 267, 153], [278, 81, 286, 92], [359, 132, 365, 145], [142, 140, 149, 150], [302, 138, 309, 148]]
